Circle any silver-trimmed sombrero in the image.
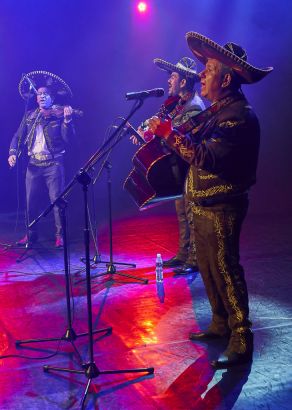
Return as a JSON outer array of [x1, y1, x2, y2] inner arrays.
[[186, 32, 273, 84], [153, 57, 200, 80], [19, 70, 73, 100]]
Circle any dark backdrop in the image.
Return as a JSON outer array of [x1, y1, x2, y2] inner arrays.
[[0, 0, 291, 229]]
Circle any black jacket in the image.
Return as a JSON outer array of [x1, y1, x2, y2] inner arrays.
[[166, 92, 260, 204], [9, 107, 75, 157]]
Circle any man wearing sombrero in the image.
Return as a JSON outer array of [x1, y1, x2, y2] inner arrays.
[[148, 32, 273, 368], [153, 57, 205, 275], [8, 71, 75, 248], [131, 56, 205, 274]]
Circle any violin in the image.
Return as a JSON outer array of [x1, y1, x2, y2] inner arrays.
[[40, 105, 83, 119]]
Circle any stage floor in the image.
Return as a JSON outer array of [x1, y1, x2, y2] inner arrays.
[[0, 211, 291, 409]]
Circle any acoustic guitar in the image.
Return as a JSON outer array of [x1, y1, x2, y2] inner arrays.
[[124, 96, 188, 210]]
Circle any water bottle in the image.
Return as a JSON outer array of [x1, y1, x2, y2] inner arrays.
[[155, 253, 163, 283]]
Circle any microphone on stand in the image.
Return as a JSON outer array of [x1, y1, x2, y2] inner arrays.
[[22, 74, 38, 95], [125, 88, 164, 101]]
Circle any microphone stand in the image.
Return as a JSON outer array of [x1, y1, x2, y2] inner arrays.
[[80, 144, 136, 270], [14, 98, 154, 408], [80, 126, 146, 284]]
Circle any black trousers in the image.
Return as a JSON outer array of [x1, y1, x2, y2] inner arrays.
[[25, 160, 65, 237], [175, 196, 197, 265], [192, 199, 252, 352]]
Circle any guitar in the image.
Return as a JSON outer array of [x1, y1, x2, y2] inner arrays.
[[124, 96, 188, 210]]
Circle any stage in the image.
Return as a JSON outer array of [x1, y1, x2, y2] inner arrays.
[[0, 211, 291, 409]]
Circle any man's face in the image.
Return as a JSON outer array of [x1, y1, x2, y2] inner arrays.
[[36, 87, 53, 109], [167, 72, 181, 96], [200, 59, 225, 102]]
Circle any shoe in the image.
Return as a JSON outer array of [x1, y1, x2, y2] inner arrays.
[[16, 235, 29, 246], [16, 233, 38, 247], [211, 350, 253, 369], [163, 256, 185, 267], [189, 330, 230, 341], [173, 263, 199, 275], [55, 236, 63, 248]]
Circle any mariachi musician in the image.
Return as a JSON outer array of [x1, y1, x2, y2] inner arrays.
[[148, 32, 273, 368], [130, 57, 205, 275], [8, 71, 76, 248]]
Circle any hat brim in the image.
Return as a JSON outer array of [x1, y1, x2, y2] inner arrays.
[[19, 70, 73, 100], [153, 58, 200, 81], [186, 32, 273, 84]]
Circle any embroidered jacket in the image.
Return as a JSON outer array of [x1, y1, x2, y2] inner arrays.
[[9, 108, 75, 157], [165, 92, 260, 205]]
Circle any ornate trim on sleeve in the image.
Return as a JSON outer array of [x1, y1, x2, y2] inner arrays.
[[218, 120, 243, 128]]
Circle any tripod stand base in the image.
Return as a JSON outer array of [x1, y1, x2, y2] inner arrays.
[[16, 326, 112, 368], [91, 263, 148, 284], [43, 361, 154, 409], [80, 255, 136, 268], [15, 326, 112, 346]]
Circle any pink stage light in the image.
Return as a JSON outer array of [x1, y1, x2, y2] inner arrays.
[[137, 2, 147, 13]]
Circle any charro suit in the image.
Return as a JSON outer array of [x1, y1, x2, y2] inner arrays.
[[9, 107, 75, 238], [166, 91, 259, 354], [170, 92, 205, 266]]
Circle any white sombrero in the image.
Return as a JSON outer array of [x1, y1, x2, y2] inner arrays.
[[19, 70, 73, 100], [153, 57, 200, 80]]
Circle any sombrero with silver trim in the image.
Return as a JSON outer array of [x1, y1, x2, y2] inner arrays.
[[19, 70, 73, 100], [186, 32, 273, 84], [153, 57, 200, 80]]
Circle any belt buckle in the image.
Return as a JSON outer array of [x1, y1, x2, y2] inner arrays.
[[35, 153, 49, 161]]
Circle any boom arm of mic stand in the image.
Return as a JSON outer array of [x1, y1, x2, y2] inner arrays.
[[82, 99, 144, 174]]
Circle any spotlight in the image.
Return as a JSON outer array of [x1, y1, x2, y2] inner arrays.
[[137, 2, 147, 13]]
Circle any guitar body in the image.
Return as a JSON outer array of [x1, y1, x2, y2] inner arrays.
[[124, 137, 188, 210]]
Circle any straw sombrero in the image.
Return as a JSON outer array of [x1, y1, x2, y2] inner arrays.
[[19, 70, 73, 100], [186, 32, 273, 83], [153, 57, 200, 81]]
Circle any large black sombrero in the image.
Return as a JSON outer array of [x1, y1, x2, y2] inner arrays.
[[19, 70, 73, 99], [186, 32, 273, 84], [153, 57, 200, 81]]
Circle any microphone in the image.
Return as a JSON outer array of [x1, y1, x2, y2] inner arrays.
[[125, 88, 164, 101], [22, 74, 38, 95]]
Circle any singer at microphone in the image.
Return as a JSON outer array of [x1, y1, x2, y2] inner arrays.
[[126, 56, 204, 276], [125, 88, 164, 101]]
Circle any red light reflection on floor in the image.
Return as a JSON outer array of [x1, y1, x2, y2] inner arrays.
[[0, 213, 223, 409]]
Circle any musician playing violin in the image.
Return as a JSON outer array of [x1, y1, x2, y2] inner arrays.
[[8, 71, 76, 248], [131, 57, 205, 275]]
